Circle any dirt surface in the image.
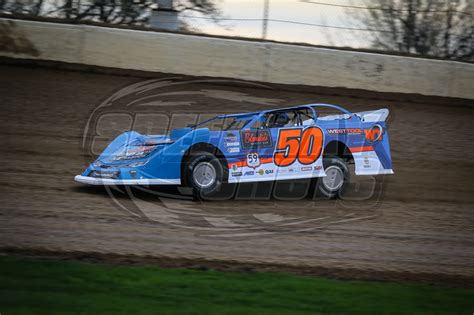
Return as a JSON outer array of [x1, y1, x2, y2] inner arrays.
[[0, 64, 473, 286]]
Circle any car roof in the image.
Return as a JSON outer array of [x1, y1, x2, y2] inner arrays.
[[216, 103, 351, 118]]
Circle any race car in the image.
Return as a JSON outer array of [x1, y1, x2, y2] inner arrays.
[[75, 104, 393, 198]]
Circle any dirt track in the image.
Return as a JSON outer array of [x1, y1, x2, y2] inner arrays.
[[0, 64, 473, 285]]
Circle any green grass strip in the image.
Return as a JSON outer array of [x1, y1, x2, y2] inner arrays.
[[0, 255, 472, 315]]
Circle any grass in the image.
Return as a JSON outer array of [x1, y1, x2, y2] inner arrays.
[[0, 256, 472, 315]]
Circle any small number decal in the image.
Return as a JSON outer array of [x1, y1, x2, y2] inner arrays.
[[274, 127, 323, 166], [246, 153, 261, 168]]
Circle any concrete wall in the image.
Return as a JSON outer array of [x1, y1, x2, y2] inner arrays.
[[1, 18, 473, 99]]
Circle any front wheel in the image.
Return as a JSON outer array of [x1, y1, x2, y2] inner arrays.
[[184, 152, 225, 199], [315, 156, 350, 199]]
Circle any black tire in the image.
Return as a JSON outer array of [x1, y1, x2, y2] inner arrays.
[[184, 152, 226, 199], [315, 156, 350, 199]]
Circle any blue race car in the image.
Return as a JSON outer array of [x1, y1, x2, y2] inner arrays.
[[75, 104, 393, 198]]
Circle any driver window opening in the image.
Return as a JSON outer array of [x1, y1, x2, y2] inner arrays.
[[252, 110, 314, 129]]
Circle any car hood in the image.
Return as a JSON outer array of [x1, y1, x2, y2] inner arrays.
[[96, 133, 173, 165]]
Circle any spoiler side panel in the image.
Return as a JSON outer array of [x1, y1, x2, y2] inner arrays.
[[351, 118, 394, 176]]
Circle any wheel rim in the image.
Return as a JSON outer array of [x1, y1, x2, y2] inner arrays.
[[192, 162, 217, 189], [322, 165, 344, 191]]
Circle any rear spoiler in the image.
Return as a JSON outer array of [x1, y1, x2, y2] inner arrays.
[[317, 108, 389, 123], [354, 108, 389, 122]]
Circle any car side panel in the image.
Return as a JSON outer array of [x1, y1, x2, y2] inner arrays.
[[211, 116, 393, 184], [211, 127, 326, 184]]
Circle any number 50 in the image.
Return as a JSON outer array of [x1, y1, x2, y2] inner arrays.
[[274, 127, 324, 167]]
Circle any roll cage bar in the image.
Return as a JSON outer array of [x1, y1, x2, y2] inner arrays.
[[191, 103, 352, 130]]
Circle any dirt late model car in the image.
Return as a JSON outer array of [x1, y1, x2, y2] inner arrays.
[[75, 104, 393, 198]]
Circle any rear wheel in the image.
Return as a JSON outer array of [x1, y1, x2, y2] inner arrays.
[[184, 152, 225, 199], [316, 156, 350, 199]]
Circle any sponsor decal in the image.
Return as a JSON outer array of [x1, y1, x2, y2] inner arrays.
[[327, 128, 362, 135], [246, 153, 261, 169], [231, 164, 238, 171], [301, 166, 312, 172], [314, 165, 322, 171], [224, 132, 238, 142], [244, 171, 255, 176], [231, 172, 242, 177], [364, 124, 383, 143], [255, 169, 274, 176], [241, 130, 272, 150], [225, 141, 240, 147], [227, 147, 240, 153], [364, 156, 371, 168], [289, 168, 295, 172]]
